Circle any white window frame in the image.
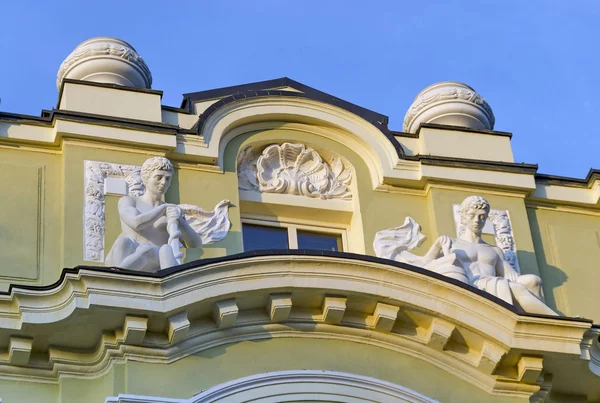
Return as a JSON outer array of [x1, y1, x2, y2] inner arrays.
[[241, 214, 348, 252]]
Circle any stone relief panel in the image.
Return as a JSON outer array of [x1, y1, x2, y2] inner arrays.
[[84, 160, 231, 264], [237, 142, 352, 200], [452, 204, 521, 273]]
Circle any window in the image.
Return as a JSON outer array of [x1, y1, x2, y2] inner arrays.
[[242, 218, 345, 252]]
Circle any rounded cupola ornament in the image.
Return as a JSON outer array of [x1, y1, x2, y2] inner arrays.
[[403, 82, 495, 133], [56, 37, 152, 92]]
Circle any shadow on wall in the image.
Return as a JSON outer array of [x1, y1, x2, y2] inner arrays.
[[194, 324, 273, 360], [518, 250, 568, 316]]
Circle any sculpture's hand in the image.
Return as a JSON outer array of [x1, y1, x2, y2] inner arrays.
[[438, 235, 452, 256], [166, 205, 183, 220], [504, 263, 519, 282]]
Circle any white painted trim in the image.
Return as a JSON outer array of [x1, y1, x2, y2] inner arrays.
[[241, 216, 348, 251], [204, 100, 398, 188], [106, 370, 438, 402]]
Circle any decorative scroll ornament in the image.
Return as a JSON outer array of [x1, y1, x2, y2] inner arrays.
[[452, 205, 521, 273], [237, 143, 352, 200], [84, 161, 231, 262]]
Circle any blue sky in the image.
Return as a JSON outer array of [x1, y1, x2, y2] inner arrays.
[[1, 1, 598, 177]]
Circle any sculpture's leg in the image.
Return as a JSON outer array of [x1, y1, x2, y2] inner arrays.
[[105, 237, 137, 267], [120, 244, 160, 272], [159, 244, 179, 270], [517, 274, 544, 299], [509, 282, 557, 316]]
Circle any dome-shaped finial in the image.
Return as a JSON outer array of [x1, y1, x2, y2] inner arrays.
[[56, 37, 152, 92], [403, 82, 495, 133]]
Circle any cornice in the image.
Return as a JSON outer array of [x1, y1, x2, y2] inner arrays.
[[0, 252, 593, 398]]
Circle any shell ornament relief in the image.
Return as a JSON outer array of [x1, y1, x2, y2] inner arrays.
[[237, 143, 353, 200]]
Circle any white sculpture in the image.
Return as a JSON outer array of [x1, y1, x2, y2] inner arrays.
[[105, 157, 231, 272], [237, 143, 352, 200], [374, 196, 557, 316], [403, 82, 495, 133], [452, 205, 522, 273]]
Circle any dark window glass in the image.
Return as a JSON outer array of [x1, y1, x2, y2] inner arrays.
[[242, 224, 289, 251], [297, 230, 342, 252]]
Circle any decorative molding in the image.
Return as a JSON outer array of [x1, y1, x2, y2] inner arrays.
[[0, 253, 589, 398], [57, 37, 152, 91], [106, 370, 440, 402], [237, 143, 352, 200], [403, 82, 495, 133], [83, 160, 143, 262], [453, 204, 521, 273]]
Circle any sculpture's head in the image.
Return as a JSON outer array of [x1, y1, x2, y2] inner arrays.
[[459, 196, 490, 236], [141, 157, 174, 196]]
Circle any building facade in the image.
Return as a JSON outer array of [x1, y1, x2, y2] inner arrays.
[[0, 37, 598, 402]]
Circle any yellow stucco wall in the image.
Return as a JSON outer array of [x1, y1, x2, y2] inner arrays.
[[0, 148, 62, 292], [0, 338, 529, 403], [0, 125, 598, 323], [527, 206, 600, 319]]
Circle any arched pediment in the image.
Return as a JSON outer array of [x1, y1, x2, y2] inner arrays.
[[0, 252, 590, 398], [195, 93, 403, 188]]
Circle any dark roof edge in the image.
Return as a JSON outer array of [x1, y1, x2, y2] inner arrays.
[[392, 123, 514, 139], [406, 155, 539, 175], [161, 105, 192, 114], [1, 249, 591, 324], [0, 109, 197, 136], [535, 169, 600, 188], [192, 87, 405, 158]]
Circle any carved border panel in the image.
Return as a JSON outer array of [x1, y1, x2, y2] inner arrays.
[[452, 205, 521, 273], [83, 161, 143, 262]]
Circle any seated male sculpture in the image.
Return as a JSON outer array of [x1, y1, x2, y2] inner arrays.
[[105, 157, 202, 272], [374, 196, 556, 316]]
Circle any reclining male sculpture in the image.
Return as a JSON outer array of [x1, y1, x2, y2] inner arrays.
[[374, 196, 556, 316], [105, 157, 231, 272]]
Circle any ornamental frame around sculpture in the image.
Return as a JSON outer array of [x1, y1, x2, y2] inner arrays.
[[452, 205, 521, 273], [84, 161, 144, 262]]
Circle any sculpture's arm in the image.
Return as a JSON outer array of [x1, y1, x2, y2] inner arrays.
[[494, 247, 519, 282], [118, 197, 168, 231], [178, 215, 203, 248], [422, 236, 451, 262]]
